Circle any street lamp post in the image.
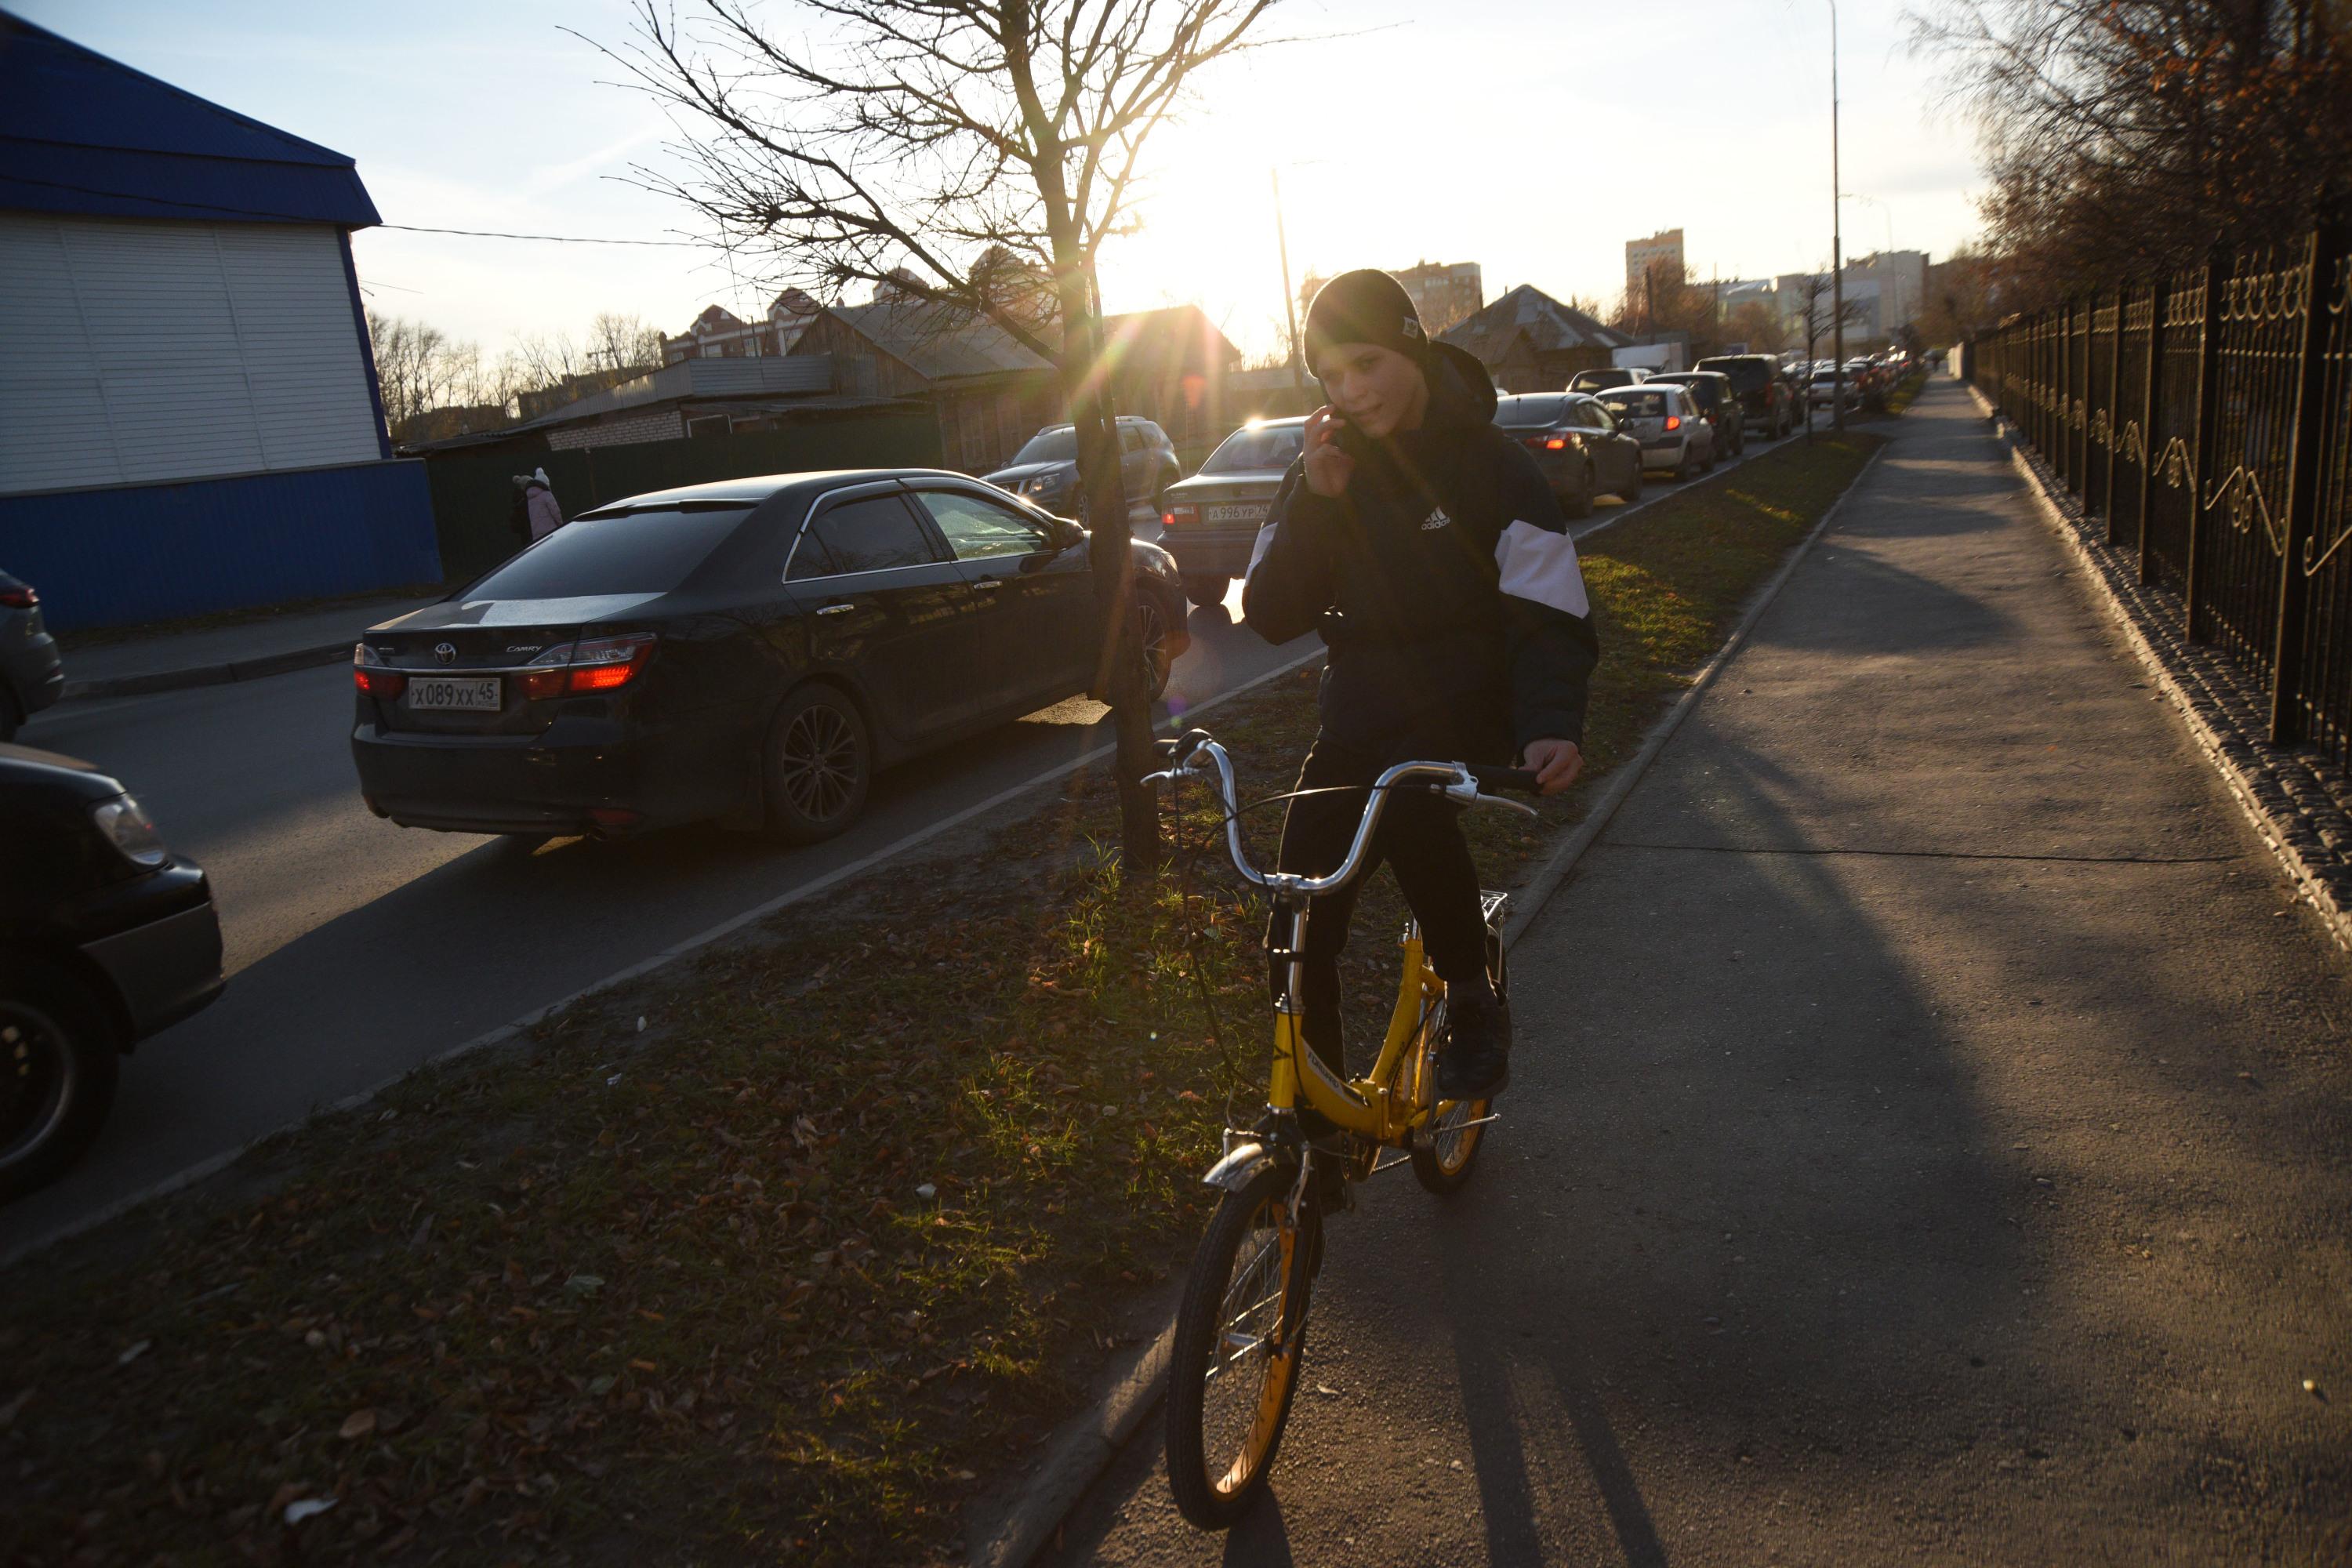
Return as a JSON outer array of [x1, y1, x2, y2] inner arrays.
[[1830, 0, 1845, 433]]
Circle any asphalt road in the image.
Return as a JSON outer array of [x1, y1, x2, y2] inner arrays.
[[4, 430, 1806, 1255], [1044, 383, 2352, 1565]]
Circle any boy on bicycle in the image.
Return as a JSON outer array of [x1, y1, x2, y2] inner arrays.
[[1243, 269, 1598, 1103]]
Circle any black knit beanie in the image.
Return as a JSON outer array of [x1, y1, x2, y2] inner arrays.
[[1303, 269, 1429, 376]]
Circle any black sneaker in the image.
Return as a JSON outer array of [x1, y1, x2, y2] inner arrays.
[[1437, 985, 1512, 1101]]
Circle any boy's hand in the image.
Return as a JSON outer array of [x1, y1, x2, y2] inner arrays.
[[1303, 405, 1355, 499], [1521, 739, 1582, 796]]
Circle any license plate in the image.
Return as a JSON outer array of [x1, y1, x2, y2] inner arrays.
[[1204, 502, 1267, 525], [407, 676, 503, 712]]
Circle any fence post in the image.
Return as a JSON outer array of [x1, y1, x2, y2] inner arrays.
[[2076, 297, 2093, 493], [2270, 222, 2342, 743], [2184, 251, 2224, 642], [2103, 289, 2125, 541], [2138, 276, 2166, 584], [2057, 300, 2074, 488]]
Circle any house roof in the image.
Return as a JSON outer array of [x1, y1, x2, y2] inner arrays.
[[825, 298, 1054, 382], [1439, 285, 1631, 365], [0, 13, 381, 227], [509, 355, 841, 433]]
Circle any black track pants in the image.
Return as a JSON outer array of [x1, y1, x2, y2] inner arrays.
[[1268, 724, 1496, 1076]]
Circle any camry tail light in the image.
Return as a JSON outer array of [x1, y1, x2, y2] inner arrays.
[[0, 583, 36, 608], [521, 633, 658, 698], [353, 642, 406, 700], [1542, 432, 1578, 451]]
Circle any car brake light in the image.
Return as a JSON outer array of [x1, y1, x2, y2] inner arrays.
[[1544, 434, 1574, 451], [1664, 415, 1682, 431], [353, 641, 406, 700], [565, 632, 656, 694], [1164, 503, 1199, 527], [0, 584, 35, 608]]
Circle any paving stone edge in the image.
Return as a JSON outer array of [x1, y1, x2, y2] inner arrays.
[[1965, 380, 2352, 956], [60, 640, 354, 702]]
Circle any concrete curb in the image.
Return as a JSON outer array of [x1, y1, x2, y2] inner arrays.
[[966, 437, 1893, 1568], [1964, 380, 2352, 956], [59, 640, 357, 702]]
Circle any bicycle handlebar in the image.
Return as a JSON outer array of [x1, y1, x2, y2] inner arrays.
[[1144, 730, 1540, 895]]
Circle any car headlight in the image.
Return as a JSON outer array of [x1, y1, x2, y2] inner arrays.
[[93, 793, 169, 869]]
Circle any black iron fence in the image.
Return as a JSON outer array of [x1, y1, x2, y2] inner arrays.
[[1970, 223, 2352, 771]]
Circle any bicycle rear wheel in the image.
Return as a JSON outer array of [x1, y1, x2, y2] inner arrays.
[[1165, 1163, 1319, 1529]]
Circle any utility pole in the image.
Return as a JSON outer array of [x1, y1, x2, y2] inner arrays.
[[1830, 0, 1846, 432], [1272, 168, 1305, 398]]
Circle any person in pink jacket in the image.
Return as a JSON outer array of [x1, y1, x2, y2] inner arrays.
[[521, 469, 564, 542]]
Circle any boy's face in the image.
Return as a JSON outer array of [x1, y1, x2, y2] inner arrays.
[[1313, 341, 1429, 439]]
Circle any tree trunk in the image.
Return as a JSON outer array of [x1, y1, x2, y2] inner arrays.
[[1057, 267, 1163, 872]]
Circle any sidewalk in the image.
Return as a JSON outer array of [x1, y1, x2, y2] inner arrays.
[[1048, 379, 2352, 1564], [55, 592, 444, 701]]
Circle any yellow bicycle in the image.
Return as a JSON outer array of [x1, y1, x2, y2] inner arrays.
[[1145, 728, 1537, 1530]]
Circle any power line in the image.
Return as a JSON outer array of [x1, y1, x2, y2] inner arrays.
[[0, 176, 710, 248], [376, 223, 702, 248]]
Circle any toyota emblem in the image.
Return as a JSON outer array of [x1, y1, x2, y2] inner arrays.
[[434, 642, 457, 665]]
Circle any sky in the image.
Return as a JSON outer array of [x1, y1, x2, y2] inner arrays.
[[17, 0, 1991, 362]]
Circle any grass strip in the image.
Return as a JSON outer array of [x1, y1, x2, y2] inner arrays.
[[0, 433, 1882, 1567]]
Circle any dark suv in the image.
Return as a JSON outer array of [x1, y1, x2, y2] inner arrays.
[[2, 746, 223, 1200], [1693, 354, 1795, 439], [984, 416, 1182, 521]]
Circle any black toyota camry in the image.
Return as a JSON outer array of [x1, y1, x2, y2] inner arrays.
[[350, 469, 1189, 843]]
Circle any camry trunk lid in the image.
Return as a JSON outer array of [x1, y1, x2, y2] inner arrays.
[[357, 594, 659, 735]]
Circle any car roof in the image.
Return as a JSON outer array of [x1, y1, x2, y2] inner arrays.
[[586, 468, 997, 513], [1228, 415, 1308, 428]]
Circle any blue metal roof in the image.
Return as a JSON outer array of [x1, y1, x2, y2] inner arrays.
[[0, 12, 380, 227]]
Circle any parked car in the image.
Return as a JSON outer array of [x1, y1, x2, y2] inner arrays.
[[1490, 393, 1644, 515], [2, 744, 223, 1200], [1156, 418, 1306, 606], [0, 570, 65, 742], [350, 470, 1190, 844], [984, 416, 1182, 521], [1567, 366, 1651, 394], [1693, 354, 1795, 439], [1645, 372, 1746, 458], [1593, 384, 1717, 479], [1808, 368, 1858, 410]]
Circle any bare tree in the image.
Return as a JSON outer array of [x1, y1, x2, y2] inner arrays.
[[1908, 0, 2352, 301], [586, 312, 666, 373], [1793, 272, 1869, 437], [588, 0, 1287, 866], [507, 330, 590, 392]]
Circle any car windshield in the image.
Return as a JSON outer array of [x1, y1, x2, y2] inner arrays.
[[1200, 423, 1306, 473], [1494, 395, 1571, 427], [1598, 390, 1668, 417], [468, 506, 750, 599], [1012, 427, 1078, 464], [1697, 358, 1770, 392]]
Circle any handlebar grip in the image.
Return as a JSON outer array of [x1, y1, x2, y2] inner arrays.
[[1467, 763, 1544, 795], [1156, 728, 1214, 764]]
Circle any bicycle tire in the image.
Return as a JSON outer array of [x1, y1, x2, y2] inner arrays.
[[1411, 923, 1506, 1195], [1166, 1163, 1319, 1529]]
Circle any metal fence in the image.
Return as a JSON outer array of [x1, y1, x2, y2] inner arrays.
[[1970, 223, 2352, 771]]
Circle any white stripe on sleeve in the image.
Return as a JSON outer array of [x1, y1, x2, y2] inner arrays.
[[1494, 518, 1591, 619], [1245, 517, 1281, 578]]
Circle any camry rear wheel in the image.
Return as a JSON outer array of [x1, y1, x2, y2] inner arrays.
[[1562, 467, 1593, 519], [764, 684, 871, 844], [1134, 594, 1175, 702], [1181, 575, 1229, 609], [0, 966, 120, 1203]]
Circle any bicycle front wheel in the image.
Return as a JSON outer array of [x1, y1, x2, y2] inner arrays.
[[1165, 1163, 1319, 1530]]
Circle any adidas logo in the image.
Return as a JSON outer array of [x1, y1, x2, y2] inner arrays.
[[1420, 507, 1452, 531]]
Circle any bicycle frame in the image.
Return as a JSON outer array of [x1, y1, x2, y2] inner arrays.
[[1146, 738, 1529, 1149]]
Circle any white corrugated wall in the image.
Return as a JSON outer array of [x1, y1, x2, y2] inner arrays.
[[0, 213, 383, 495]]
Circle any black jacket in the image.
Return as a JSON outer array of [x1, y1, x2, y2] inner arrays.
[[1242, 341, 1601, 759]]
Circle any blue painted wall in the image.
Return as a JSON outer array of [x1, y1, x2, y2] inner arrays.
[[0, 460, 441, 632]]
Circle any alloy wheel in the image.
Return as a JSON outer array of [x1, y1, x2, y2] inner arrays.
[[777, 702, 859, 822], [0, 1004, 74, 1173], [1134, 597, 1173, 698]]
